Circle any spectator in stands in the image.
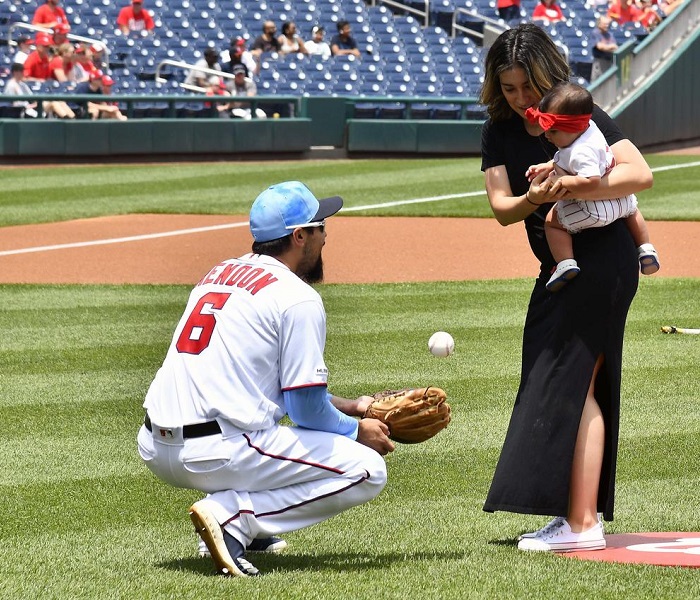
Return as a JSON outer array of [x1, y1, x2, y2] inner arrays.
[[185, 47, 221, 88], [251, 21, 282, 56], [73, 44, 99, 81], [49, 42, 78, 83], [305, 26, 332, 61], [90, 43, 107, 71], [608, 0, 642, 23], [658, 0, 684, 17], [32, 0, 69, 30], [637, 0, 663, 30], [91, 75, 128, 120], [222, 37, 258, 77], [224, 64, 267, 119], [23, 33, 53, 81], [331, 20, 361, 58], [52, 22, 70, 47], [205, 76, 232, 118], [69, 69, 102, 117], [3, 63, 39, 118], [497, 0, 521, 22], [117, 0, 155, 35], [590, 16, 618, 81], [531, 0, 565, 24], [278, 21, 308, 56], [12, 36, 33, 65]]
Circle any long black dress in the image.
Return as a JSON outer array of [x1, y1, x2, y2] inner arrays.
[[481, 107, 639, 521]]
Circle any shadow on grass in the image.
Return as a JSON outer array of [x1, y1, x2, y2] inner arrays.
[[487, 538, 519, 548], [157, 549, 470, 576]]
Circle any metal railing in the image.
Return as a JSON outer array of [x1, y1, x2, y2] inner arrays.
[[369, 0, 430, 27], [7, 22, 110, 69], [0, 93, 303, 120], [451, 8, 508, 43], [591, 0, 700, 113], [155, 59, 237, 87]]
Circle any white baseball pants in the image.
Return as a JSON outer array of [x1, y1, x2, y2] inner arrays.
[[555, 195, 638, 233], [137, 422, 387, 547]]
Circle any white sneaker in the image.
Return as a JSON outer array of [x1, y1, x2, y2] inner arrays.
[[546, 259, 580, 292], [518, 516, 566, 541], [637, 243, 660, 275], [517, 519, 606, 552]]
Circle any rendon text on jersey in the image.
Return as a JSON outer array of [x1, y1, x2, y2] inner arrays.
[[197, 262, 279, 295]]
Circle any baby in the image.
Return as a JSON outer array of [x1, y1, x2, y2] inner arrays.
[[526, 82, 660, 292]]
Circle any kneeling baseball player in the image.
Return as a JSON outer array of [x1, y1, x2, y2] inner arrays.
[[137, 181, 395, 577]]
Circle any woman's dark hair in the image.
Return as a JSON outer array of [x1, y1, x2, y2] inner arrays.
[[281, 21, 294, 36], [479, 23, 570, 121]]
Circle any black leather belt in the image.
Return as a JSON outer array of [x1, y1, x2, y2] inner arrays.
[[144, 414, 222, 438]]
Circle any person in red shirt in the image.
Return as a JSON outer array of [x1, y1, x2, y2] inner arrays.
[[23, 33, 53, 81], [117, 0, 155, 35], [531, 0, 565, 23], [48, 42, 77, 82], [608, 0, 643, 24], [497, 0, 521, 21], [52, 22, 71, 47], [32, 0, 69, 30], [637, 0, 663, 30], [73, 44, 99, 81]]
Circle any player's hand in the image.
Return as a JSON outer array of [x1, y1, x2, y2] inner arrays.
[[357, 419, 395, 455], [356, 395, 375, 415]]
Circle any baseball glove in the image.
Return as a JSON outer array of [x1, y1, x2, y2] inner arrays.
[[363, 387, 451, 444]]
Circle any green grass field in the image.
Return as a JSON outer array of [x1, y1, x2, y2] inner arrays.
[[1, 157, 699, 599]]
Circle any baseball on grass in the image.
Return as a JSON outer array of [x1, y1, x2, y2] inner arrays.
[[428, 331, 455, 357]]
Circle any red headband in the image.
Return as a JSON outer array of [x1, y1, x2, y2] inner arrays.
[[525, 107, 592, 133]]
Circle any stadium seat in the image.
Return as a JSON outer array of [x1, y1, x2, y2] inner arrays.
[[377, 102, 406, 119]]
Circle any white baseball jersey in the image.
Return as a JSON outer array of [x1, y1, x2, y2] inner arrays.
[[554, 120, 614, 180], [554, 121, 637, 233], [143, 252, 329, 431]]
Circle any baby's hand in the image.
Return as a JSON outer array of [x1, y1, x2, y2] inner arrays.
[[526, 162, 554, 182]]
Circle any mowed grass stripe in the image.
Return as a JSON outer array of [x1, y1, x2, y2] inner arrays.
[[1, 280, 698, 597], [1, 156, 700, 227]]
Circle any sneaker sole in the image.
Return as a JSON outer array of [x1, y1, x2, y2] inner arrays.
[[546, 269, 580, 292], [189, 503, 250, 577], [640, 256, 660, 275], [519, 539, 606, 553]]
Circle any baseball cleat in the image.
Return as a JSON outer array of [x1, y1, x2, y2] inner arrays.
[[189, 501, 260, 577], [198, 535, 288, 557]]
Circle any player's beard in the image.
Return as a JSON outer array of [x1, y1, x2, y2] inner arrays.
[[304, 255, 324, 284], [300, 248, 324, 284]]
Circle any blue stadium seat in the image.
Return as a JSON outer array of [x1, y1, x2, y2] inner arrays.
[[377, 102, 406, 119]]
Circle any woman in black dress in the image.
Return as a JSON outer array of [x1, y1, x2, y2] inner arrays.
[[479, 24, 653, 552]]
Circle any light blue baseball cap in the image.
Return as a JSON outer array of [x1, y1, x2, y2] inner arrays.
[[249, 181, 343, 242]]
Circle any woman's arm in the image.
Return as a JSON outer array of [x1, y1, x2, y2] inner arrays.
[[485, 164, 565, 226], [561, 139, 653, 200]]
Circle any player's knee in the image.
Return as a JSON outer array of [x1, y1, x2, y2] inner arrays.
[[363, 453, 388, 497]]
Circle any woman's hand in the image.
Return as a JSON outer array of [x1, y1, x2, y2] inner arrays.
[[527, 168, 566, 205], [525, 161, 554, 182]]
